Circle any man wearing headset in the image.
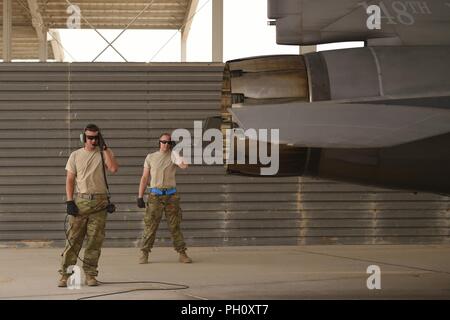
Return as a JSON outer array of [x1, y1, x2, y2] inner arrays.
[[58, 124, 119, 287], [137, 132, 192, 264]]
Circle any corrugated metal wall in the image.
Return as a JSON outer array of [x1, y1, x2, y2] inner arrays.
[[0, 63, 448, 248]]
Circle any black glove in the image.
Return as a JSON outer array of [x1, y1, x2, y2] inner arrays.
[[98, 133, 107, 150], [137, 197, 146, 208], [106, 202, 116, 214], [66, 200, 79, 216]]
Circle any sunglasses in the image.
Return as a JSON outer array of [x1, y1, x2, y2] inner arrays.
[[159, 140, 172, 144], [86, 135, 98, 141]]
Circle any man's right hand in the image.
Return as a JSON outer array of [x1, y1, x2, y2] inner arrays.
[[137, 197, 146, 208], [66, 200, 79, 216]]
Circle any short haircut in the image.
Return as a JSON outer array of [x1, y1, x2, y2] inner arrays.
[[85, 123, 100, 133], [159, 132, 171, 140]]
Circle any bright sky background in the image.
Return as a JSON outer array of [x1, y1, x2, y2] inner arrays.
[[57, 0, 362, 63]]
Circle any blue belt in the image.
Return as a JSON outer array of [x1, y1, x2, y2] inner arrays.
[[149, 187, 177, 196]]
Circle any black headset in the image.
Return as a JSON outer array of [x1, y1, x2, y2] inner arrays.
[[80, 124, 101, 144]]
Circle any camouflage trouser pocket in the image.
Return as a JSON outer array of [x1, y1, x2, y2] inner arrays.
[[141, 194, 164, 251], [145, 194, 163, 222], [75, 198, 108, 215], [166, 194, 182, 220]]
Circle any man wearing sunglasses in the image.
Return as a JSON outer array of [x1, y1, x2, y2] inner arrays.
[[58, 124, 119, 287], [137, 132, 192, 264]]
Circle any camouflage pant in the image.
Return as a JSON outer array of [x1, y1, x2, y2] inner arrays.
[[59, 196, 108, 277], [141, 193, 186, 253]]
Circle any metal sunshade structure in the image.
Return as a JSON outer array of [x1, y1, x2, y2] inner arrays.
[[1, 0, 207, 61]]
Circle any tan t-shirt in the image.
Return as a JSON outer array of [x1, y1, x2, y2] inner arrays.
[[65, 147, 108, 194], [144, 151, 177, 188]]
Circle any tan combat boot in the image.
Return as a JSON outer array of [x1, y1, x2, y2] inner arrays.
[[139, 251, 149, 264], [179, 251, 192, 263], [58, 274, 70, 287], [85, 274, 98, 286]]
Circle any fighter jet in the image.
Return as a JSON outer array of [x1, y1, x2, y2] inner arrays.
[[212, 0, 450, 195]]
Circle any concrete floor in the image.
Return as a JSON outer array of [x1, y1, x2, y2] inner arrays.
[[0, 245, 449, 300]]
